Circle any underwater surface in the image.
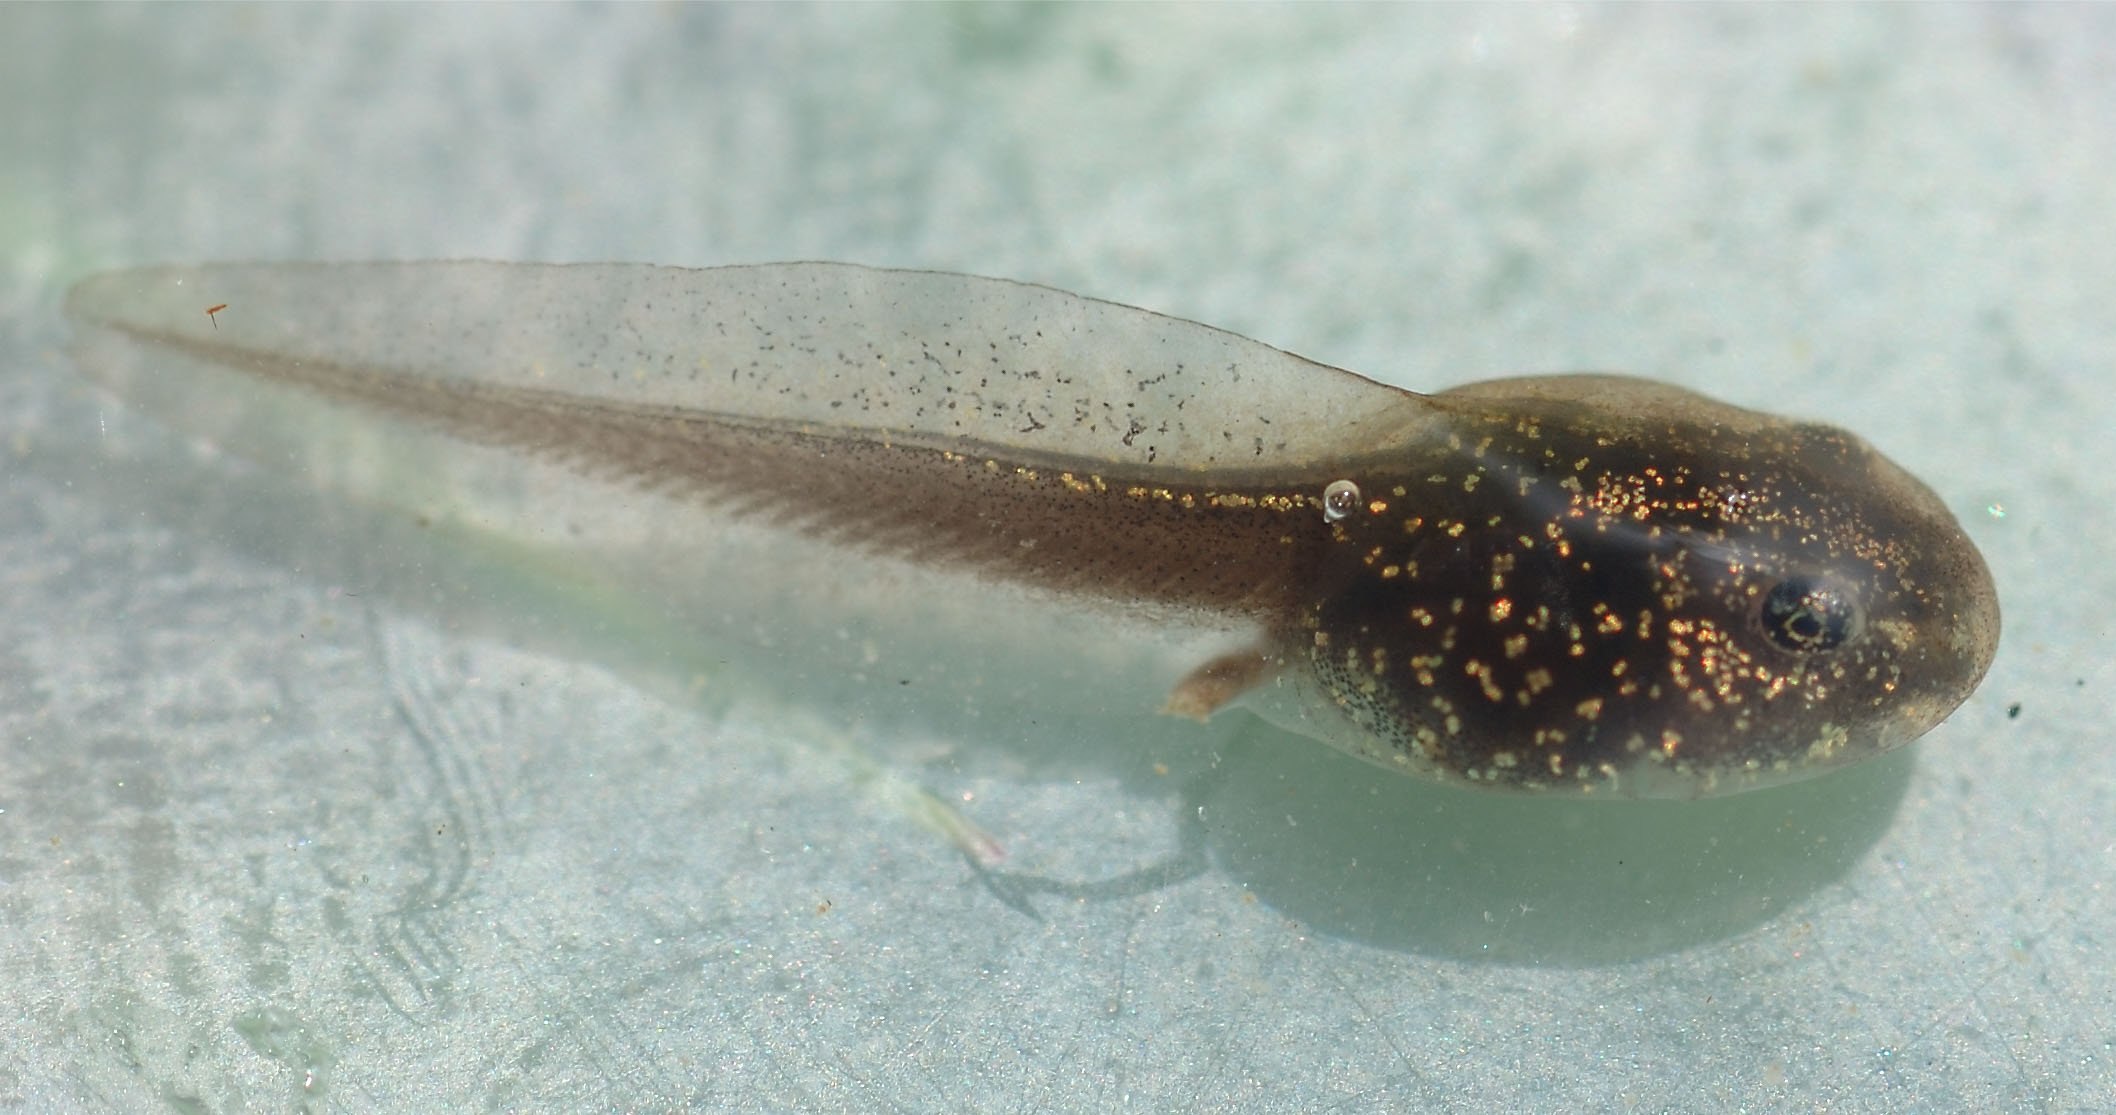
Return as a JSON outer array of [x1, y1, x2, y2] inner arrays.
[[0, 6, 2105, 1112]]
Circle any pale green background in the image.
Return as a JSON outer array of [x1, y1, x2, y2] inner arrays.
[[0, 6, 2106, 1112]]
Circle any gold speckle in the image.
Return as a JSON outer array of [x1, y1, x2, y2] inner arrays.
[[1807, 722, 1851, 762]]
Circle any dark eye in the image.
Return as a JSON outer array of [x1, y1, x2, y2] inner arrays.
[[1759, 576, 1860, 653]]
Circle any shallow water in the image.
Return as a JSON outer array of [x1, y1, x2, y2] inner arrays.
[[0, 6, 2103, 1112]]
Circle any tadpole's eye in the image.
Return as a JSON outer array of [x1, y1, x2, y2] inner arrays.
[[1759, 576, 1861, 653]]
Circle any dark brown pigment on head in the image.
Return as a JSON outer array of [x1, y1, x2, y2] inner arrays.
[[1294, 377, 2000, 796]]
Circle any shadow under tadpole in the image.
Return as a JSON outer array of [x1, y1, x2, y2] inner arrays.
[[1203, 721, 1914, 965], [34, 383, 1913, 967]]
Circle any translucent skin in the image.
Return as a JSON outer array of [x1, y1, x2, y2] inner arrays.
[[64, 263, 2000, 799]]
